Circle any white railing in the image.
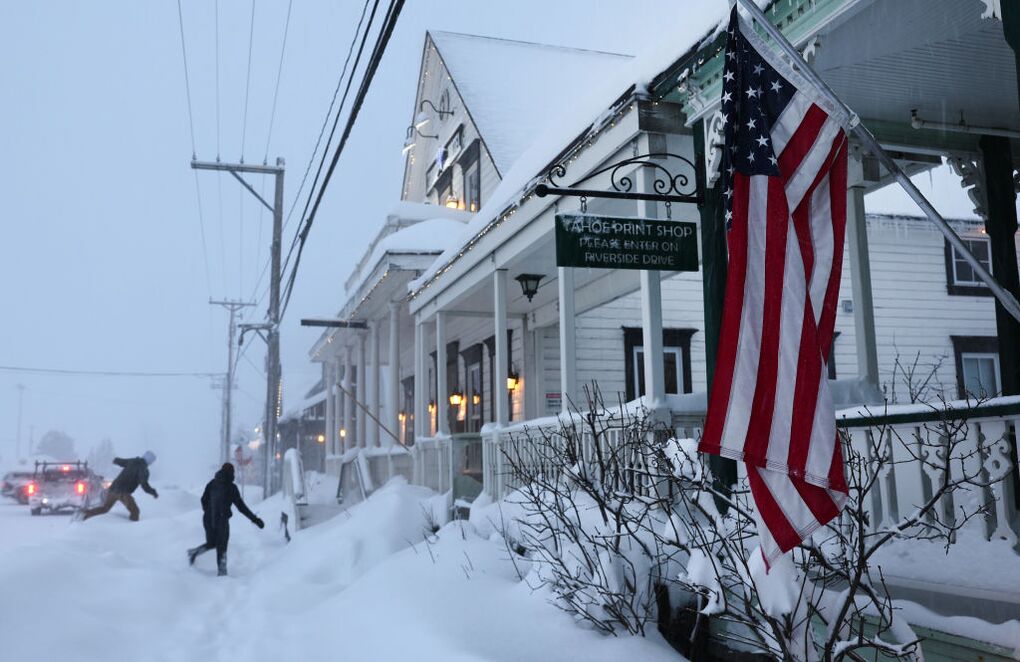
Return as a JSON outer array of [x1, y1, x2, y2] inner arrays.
[[838, 396, 1019, 546], [411, 435, 453, 494], [477, 396, 1020, 551]]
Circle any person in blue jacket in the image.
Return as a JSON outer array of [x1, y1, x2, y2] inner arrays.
[[187, 462, 264, 576]]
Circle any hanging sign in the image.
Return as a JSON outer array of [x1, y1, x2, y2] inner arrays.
[[555, 213, 698, 271]]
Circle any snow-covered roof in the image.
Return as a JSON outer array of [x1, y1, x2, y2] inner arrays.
[[409, 13, 726, 300], [429, 31, 632, 175], [344, 201, 471, 295]]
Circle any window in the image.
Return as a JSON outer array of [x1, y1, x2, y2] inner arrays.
[[961, 353, 1000, 398], [461, 140, 481, 212], [951, 336, 1000, 399], [945, 236, 993, 296], [623, 327, 696, 401], [461, 344, 484, 433], [445, 125, 463, 161], [434, 168, 453, 207]]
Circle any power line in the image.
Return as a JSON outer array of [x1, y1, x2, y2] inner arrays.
[[251, 0, 374, 309], [280, 0, 382, 281], [177, 0, 212, 294], [281, 0, 374, 239], [264, 0, 294, 165], [281, 0, 405, 317], [0, 365, 222, 378], [240, 0, 256, 163], [175, 0, 197, 159], [214, 0, 221, 160], [192, 171, 213, 295]]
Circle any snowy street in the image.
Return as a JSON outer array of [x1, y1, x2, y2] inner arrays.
[[0, 479, 682, 662]]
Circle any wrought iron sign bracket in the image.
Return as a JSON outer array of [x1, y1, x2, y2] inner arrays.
[[534, 152, 703, 205]]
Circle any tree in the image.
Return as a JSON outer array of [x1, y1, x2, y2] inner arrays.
[[35, 430, 75, 461]]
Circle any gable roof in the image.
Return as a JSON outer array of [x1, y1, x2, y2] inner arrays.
[[428, 31, 632, 174]]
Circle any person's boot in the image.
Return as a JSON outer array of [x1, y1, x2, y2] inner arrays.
[[217, 554, 228, 577], [187, 547, 201, 566]]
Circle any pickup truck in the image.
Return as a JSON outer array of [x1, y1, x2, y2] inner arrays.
[[28, 461, 105, 516]]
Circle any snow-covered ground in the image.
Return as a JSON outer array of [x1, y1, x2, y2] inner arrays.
[[0, 478, 683, 662]]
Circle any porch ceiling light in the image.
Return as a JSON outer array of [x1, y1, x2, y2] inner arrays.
[[515, 273, 545, 302], [449, 391, 464, 407]]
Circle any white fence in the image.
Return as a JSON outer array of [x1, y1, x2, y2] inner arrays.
[[472, 397, 1020, 551]]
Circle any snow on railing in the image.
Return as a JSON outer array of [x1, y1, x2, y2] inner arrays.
[[479, 394, 1020, 549], [281, 448, 308, 535], [411, 435, 452, 495]]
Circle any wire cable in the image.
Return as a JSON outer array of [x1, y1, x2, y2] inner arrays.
[[175, 0, 198, 160], [0, 365, 222, 378], [281, 0, 405, 317], [240, 0, 256, 163], [215, 0, 221, 161], [281, 0, 373, 240], [192, 172, 214, 294], [263, 0, 294, 165], [281, 0, 382, 280]]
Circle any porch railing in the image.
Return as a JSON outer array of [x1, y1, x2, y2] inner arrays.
[[476, 396, 1020, 549]]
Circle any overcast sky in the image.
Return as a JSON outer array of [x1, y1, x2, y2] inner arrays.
[[0, 1, 984, 484]]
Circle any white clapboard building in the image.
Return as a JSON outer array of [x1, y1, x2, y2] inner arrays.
[[306, 11, 1020, 651]]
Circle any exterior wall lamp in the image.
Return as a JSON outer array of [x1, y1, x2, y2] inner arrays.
[[449, 391, 465, 407], [428, 400, 436, 414], [515, 274, 545, 302], [418, 98, 454, 124], [402, 124, 439, 155], [471, 391, 481, 406], [507, 370, 520, 392], [316, 434, 326, 444], [339, 428, 346, 439], [444, 195, 462, 209]]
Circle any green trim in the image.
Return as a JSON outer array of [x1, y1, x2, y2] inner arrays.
[[837, 400, 1020, 429]]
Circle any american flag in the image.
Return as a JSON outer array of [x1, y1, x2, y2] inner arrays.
[[699, 7, 851, 569]]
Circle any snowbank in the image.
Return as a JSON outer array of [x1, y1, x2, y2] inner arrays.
[[0, 478, 683, 662]]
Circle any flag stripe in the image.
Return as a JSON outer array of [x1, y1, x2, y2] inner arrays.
[[701, 7, 849, 571]]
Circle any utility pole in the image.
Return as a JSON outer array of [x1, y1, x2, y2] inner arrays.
[[193, 157, 285, 495], [210, 299, 255, 464], [15, 384, 24, 462]]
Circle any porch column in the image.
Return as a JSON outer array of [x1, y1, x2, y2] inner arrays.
[[388, 302, 400, 446], [639, 164, 666, 408], [494, 270, 509, 426], [356, 333, 367, 448], [980, 135, 1020, 397], [370, 320, 381, 447], [435, 312, 450, 435], [558, 267, 577, 408], [414, 319, 425, 440], [847, 153, 880, 388], [522, 315, 534, 420], [342, 348, 353, 452], [324, 360, 336, 455]]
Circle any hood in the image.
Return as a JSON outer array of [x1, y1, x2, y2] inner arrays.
[[142, 451, 157, 466], [214, 464, 235, 483]]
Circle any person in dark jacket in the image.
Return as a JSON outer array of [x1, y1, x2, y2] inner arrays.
[[82, 451, 158, 522], [187, 463, 264, 576]]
